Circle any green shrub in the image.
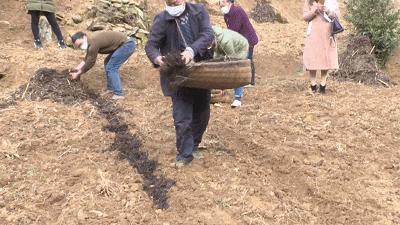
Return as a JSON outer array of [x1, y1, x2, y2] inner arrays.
[[346, 0, 400, 66]]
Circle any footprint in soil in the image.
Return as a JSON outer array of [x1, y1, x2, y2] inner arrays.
[[1, 68, 176, 209]]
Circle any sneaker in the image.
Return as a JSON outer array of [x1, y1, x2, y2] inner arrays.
[[34, 39, 43, 50], [174, 159, 191, 168], [111, 95, 125, 100], [192, 151, 204, 159], [231, 99, 242, 108], [58, 40, 67, 49]]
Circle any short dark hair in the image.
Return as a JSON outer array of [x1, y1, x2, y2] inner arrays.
[[70, 32, 86, 44]]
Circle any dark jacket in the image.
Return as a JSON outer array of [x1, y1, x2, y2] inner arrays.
[[145, 3, 214, 96], [27, 0, 55, 13], [224, 5, 259, 47]]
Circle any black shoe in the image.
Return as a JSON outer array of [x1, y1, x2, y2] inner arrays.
[[34, 39, 43, 49], [310, 84, 317, 93], [319, 85, 326, 95], [58, 40, 66, 49]]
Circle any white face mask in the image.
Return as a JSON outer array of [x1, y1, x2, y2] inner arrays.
[[221, 6, 230, 14], [165, 3, 185, 17], [80, 41, 88, 50]]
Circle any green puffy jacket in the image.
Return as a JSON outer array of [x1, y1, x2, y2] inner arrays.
[[27, 0, 55, 13], [212, 26, 249, 59]]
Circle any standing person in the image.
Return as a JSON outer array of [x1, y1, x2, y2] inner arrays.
[[219, 0, 259, 108], [303, 0, 339, 94], [69, 31, 136, 100], [145, 0, 214, 167], [210, 26, 249, 103], [26, 0, 66, 49]]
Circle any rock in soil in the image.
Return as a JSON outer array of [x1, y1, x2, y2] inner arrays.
[[72, 15, 83, 24]]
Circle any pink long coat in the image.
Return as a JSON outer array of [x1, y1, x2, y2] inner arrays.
[[303, 0, 339, 71]]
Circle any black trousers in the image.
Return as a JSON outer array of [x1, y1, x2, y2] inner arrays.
[[248, 46, 256, 85], [171, 87, 211, 161], [29, 10, 64, 41]]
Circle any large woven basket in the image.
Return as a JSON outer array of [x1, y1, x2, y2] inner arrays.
[[180, 59, 252, 89]]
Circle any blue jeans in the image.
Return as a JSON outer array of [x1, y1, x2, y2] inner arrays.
[[234, 46, 254, 99], [104, 38, 135, 96]]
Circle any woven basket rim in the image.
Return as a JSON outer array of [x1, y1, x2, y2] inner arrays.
[[191, 59, 250, 67]]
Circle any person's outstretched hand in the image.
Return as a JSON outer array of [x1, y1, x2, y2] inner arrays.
[[155, 56, 165, 66], [69, 69, 82, 80], [181, 50, 193, 64]]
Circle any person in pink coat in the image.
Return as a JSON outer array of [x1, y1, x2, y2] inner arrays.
[[303, 0, 339, 94]]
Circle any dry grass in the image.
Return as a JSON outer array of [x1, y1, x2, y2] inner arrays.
[[97, 169, 118, 197]]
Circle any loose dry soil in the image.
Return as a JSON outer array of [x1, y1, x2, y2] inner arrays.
[[0, 0, 400, 225]]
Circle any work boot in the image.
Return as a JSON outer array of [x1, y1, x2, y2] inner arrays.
[[319, 85, 326, 95], [310, 84, 317, 93], [58, 40, 67, 49], [34, 39, 43, 50]]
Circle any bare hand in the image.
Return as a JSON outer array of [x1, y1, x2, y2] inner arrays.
[[69, 69, 82, 80], [181, 50, 193, 64], [155, 56, 165, 66], [310, 6, 319, 14], [69, 68, 78, 73], [318, 5, 326, 12]]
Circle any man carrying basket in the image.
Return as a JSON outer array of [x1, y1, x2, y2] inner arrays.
[[145, 0, 214, 167]]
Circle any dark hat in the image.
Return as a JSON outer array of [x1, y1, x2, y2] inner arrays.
[[70, 32, 86, 44]]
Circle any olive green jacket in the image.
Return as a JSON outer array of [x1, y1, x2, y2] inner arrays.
[[27, 0, 55, 13], [212, 26, 249, 59]]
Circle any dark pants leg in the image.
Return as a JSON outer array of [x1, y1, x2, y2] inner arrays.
[[104, 54, 113, 91], [172, 88, 211, 161], [30, 11, 41, 41], [192, 89, 211, 151], [42, 11, 64, 41], [248, 46, 256, 85]]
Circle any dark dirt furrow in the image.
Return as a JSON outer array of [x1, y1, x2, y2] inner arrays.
[[3, 68, 175, 209]]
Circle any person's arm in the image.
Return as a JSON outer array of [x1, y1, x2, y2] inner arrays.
[[188, 4, 214, 58], [226, 7, 244, 32], [80, 47, 99, 74], [303, 0, 318, 22], [75, 61, 85, 71], [145, 14, 166, 67], [69, 55, 95, 80], [212, 28, 224, 58]]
